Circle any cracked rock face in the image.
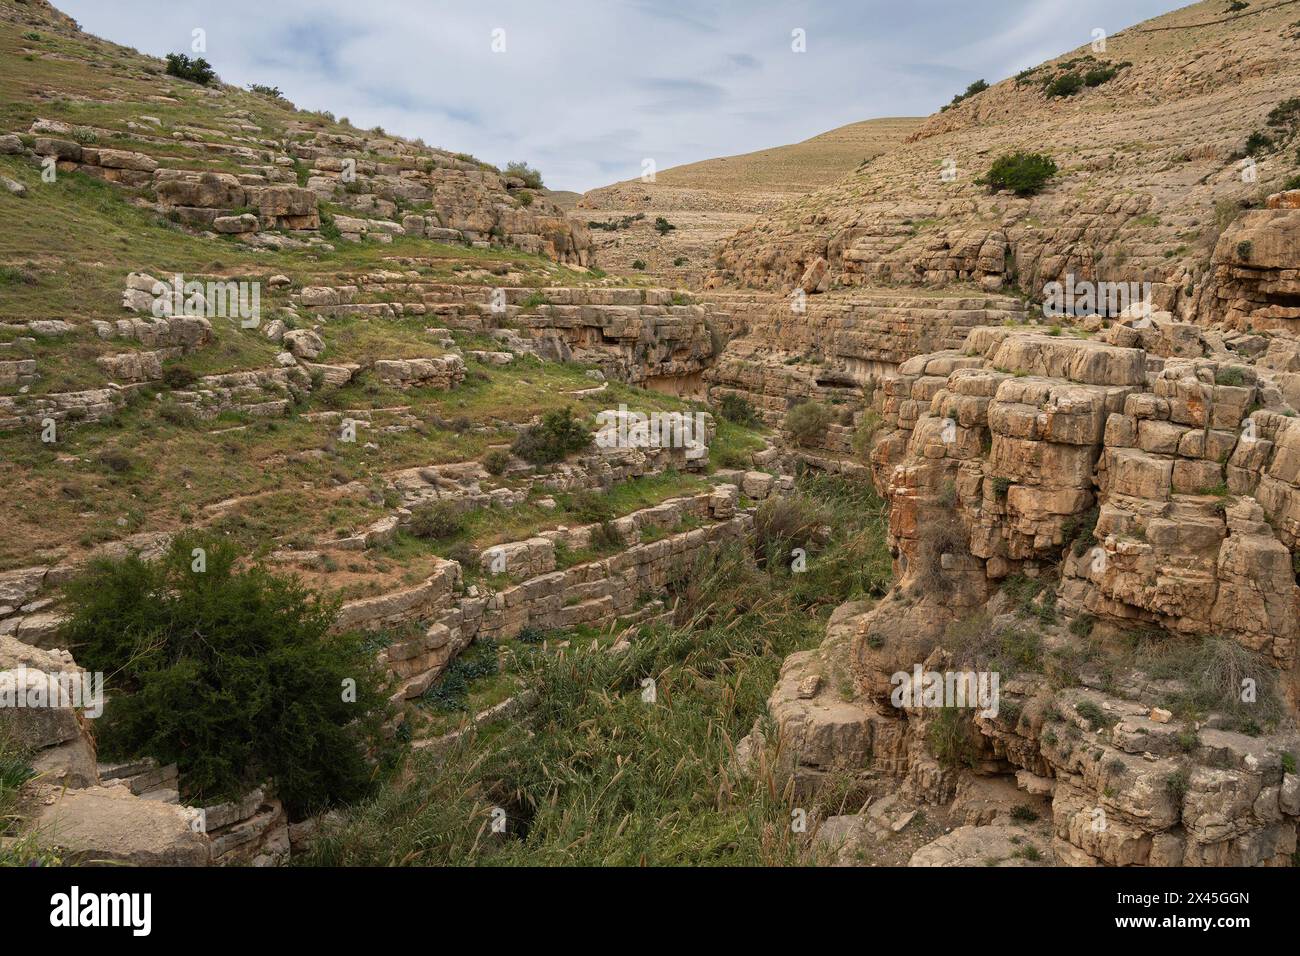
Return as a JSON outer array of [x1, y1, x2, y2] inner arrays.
[[868, 323, 1300, 676], [757, 313, 1300, 866]]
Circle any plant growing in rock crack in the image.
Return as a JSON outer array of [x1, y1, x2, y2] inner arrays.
[[511, 406, 592, 465], [784, 400, 832, 447], [408, 500, 465, 540], [977, 152, 1058, 196], [1075, 700, 1108, 730]]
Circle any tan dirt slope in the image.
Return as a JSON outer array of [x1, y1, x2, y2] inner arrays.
[[577, 117, 921, 285]]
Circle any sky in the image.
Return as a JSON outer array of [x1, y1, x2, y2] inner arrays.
[[56, 0, 1189, 193]]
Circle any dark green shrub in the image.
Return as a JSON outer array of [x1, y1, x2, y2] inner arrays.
[[164, 53, 216, 85], [590, 520, 625, 551], [1266, 97, 1300, 136], [409, 500, 465, 540], [318, 209, 342, 241], [928, 707, 977, 769], [161, 365, 198, 390], [1075, 700, 1108, 730], [654, 216, 676, 235], [1084, 65, 1119, 87], [60, 534, 389, 813], [247, 83, 283, 99], [1063, 505, 1100, 556], [1245, 131, 1274, 156], [1046, 72, 1084, 98], [944, 78, 988, 111], [784, 400, 832, 447], [631, 260, 647, 270], [979, 152, 1058, 195], [504, 161, 544, 189], [482, 449, 511, 476], [718, 393, 760, 427], [511, 406, 592, 465], [423, 640, 499, 713]]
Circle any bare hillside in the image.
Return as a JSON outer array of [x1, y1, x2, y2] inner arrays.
[[577, 117, 921, 285]]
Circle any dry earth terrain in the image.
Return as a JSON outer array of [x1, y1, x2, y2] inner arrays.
[[578, 118, 920, 286]]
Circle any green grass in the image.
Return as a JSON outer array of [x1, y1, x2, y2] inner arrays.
[[297, 475, 892, 865], [0, 734, 60, 866]]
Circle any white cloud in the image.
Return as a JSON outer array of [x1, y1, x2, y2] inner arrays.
[[56, 0, 1186, 192]]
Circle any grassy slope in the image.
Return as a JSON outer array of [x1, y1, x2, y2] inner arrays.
[[0, 9, 763, 578]]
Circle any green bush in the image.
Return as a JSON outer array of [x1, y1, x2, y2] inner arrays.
[[1245, 131, 1274, 156], [590, 520, 625, 551], [511, 406, 592, 465], [408, 500, 464, 540], [1075, 700, 1108, 730], [631, 260, 647, 270], [161, 365, 198, 390], [1266, 97, 1300, 136], [504, 161, 544, 189], [60, 535, 390, 813], [784, 400, 832, 448], [482, 449, 511, 476], [717, 393, 760, 427], [753, 495, 823, 567], [980, 152, 1058, 195], [164, 53, 216, 85], [851, 409, 883, 462], [928, 707, 977, 769], [944, 78, 988, 111], [318, 209, 342, 241], [1084, 65, 1119, 87], [654, 216, 676, 235], [1046, 72, 1084, 98], [247, 83, 284, 99], [563, 488, 615, 524]]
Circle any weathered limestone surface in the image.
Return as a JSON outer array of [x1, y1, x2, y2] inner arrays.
[[340, 487, 751, 700], [295, 279, 722, 393], [25, 785, 210, 866]]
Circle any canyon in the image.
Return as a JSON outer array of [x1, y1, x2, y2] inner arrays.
[[1, 0, 1298, 869]]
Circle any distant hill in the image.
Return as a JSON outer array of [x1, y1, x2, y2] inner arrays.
[[577, 117, 921, 284], [649, 117, 923, 197]]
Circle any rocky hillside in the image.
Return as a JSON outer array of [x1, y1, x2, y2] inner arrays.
[[711, 0, 1300, 326], [1, 0, 1298, 870], [577, 118, 920, 286], [0, 0, 769, 864], [702, 0, 1300, 868]]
